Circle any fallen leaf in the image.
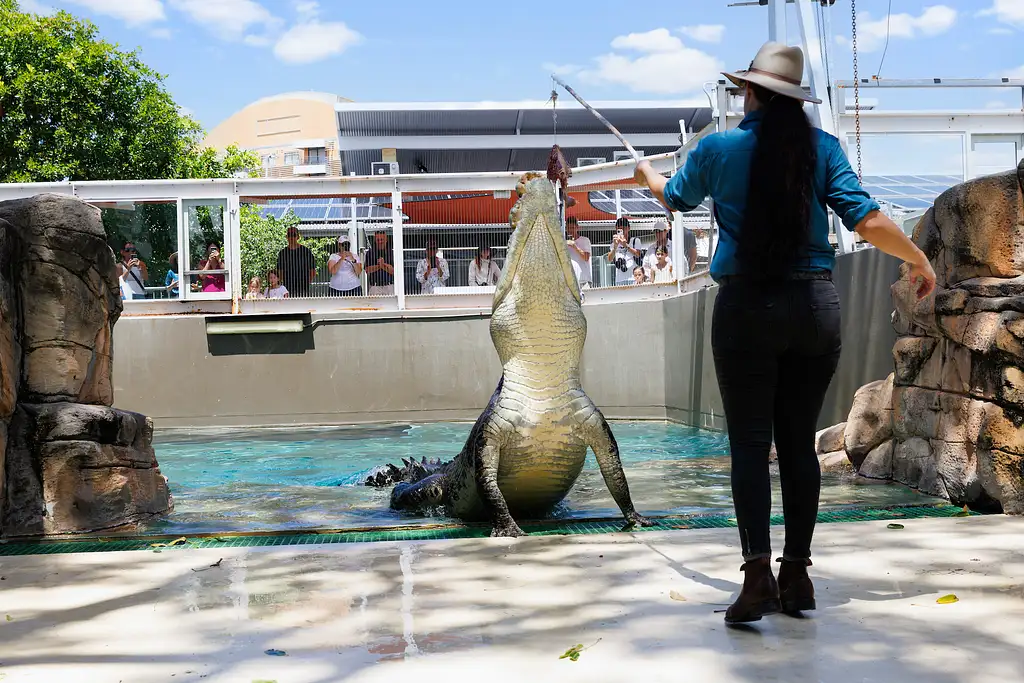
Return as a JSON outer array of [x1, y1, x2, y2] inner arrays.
[[560, 644, 584, 662], [168, 537, 189, 546], [954, 506, 971, 517], [5, 614, 11, 621], [887, 523, 905, 530], [191, 558, 224, 573], [937, 594, 959, 604], [669, 590, 687, 602], [264, 649, 287, 657], [559, 638, 601, 662], [153, 550, 162, 554]]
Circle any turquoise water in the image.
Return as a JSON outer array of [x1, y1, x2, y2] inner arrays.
[[145, 421, 936, 535]]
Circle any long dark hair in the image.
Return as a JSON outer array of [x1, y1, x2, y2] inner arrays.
[[738, 83, 817, 279]]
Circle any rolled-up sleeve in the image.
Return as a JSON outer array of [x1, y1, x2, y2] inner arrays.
[[663, 141, 709, 213], [825, 136, 880, 231]]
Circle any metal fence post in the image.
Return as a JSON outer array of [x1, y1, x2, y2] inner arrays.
[[392, 179, 406, 310], [228, 193, 242, 311]]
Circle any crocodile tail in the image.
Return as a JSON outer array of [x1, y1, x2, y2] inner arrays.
[[362, 457, 447, 487]]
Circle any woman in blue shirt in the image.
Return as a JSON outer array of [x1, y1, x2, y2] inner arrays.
[[636, 42, 936, 624]]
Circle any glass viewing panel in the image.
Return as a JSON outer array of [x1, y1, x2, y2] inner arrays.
[[95, 199, 180, 301], [183, 199, 229, 298]]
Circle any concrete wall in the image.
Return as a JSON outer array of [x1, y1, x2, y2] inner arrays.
[[111, 249, 900, 430]]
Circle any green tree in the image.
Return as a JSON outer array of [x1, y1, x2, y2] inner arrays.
[[179, 144, 261, 180], [239, 204, 338, 292], [0, 1, 202, 182]]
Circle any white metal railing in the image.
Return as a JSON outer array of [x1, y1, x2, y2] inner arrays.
[[0, 139, 716, 316]]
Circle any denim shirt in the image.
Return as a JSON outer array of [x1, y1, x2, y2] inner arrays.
[[663, 110, 880, 281]]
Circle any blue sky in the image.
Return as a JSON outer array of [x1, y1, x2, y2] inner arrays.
[[16, 0, 1024, 174]]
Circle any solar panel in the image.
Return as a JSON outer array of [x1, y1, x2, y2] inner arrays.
[[291, 206, 329, 220], [858, 173, 962, 211], [256, 206, 288, 219]]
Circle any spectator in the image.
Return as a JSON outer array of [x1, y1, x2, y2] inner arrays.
[[246, 276, 264, 300], [363, 229, 395, 296], [632, 265, 647, 285], [276, 226, 316, 297], [328, 236, 364, 296], [165, 252, 179, 298], [198, 242, 226, 292], [644, 220, 673, 270], [468, 246, 502, 286], [415, 241, 449, 293], [565, 217, 592, 289], [648, 245, 675, 283], [683, 227, 698, 273], [605, 217, 644, 286], [117, 242, 148, 300], [264, 269, 288, 298]]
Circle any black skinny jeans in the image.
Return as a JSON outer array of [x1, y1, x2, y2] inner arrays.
[[711, 276, 842, 562]]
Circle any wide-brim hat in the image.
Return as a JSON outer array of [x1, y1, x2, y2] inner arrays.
[[723, 41, 821, 104]]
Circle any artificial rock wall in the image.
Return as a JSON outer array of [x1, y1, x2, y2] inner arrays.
[[822, 161, 1024, 514], [0, 194, 172, 537]]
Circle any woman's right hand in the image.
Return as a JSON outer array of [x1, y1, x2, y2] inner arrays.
[[634, 160, 652, 187], [909, 256, 937, 300]]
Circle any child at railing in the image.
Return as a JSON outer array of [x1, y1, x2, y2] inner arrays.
[[263, 269, 289, 299], [246, 276, 264, 300]]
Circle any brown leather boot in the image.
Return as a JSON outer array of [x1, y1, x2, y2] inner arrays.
[[724, 558, 781, 624], [777, 558, 815, 614]]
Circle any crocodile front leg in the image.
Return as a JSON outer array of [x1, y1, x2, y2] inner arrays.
[[475, 439, 526, 537], [581, 410, 654, 530]]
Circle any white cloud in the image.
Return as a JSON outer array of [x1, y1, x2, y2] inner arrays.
[[848, 5, 957, 52], [542, 62, 581, 77], [63, 0, 165, 25], [243, 34, 273, 47], [294, 0, 319, 19], [979, 0, 1024, 27], [989, 26, 1015, 35], [611, 28, 682, 53], [273, 20, 362, 64], [569, 28, 722, 96], [168, 0, 281, 41], [18, 0, 55, 15], [150, 27, 172, 39], [678, 24, 725, 44]]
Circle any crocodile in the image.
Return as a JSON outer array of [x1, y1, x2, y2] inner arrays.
[[363, 165, 652, 537]]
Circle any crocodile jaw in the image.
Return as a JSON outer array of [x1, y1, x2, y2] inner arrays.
[[491, 176, 585, 370]]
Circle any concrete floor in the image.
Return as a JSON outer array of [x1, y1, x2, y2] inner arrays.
[[0, 516, 1022, 682]]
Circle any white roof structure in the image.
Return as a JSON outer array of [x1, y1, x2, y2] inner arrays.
[[334, 100, 712, 175]]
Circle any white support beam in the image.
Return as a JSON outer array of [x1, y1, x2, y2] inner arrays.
[[839, 112, 1024, 136], [336, 133, 682, 152], [795, 0, 837, 136], [768, 0, 787, 42], [836, 79, 1024, 89]]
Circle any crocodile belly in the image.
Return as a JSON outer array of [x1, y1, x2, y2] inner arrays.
[[496, 432, 587, 514]]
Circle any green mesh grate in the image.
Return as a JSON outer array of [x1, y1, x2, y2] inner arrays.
[[0, 504, 974, 557]]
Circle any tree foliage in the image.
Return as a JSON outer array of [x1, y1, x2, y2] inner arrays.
[[0, 2, 204, 182], [179, 144, 261, 180], [238, 205, 337, 291]]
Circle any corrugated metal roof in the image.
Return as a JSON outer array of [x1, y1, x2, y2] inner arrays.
[[341, 146, 678, 176]]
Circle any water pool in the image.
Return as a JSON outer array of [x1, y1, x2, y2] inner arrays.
[[144, 421, 937, 536]]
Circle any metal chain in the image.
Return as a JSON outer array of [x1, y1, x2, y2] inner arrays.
[[550, 80, 558, 145], [851, 0, 863, 181]]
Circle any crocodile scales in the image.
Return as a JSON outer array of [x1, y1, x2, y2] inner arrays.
[[363, 168, 652, 537]]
